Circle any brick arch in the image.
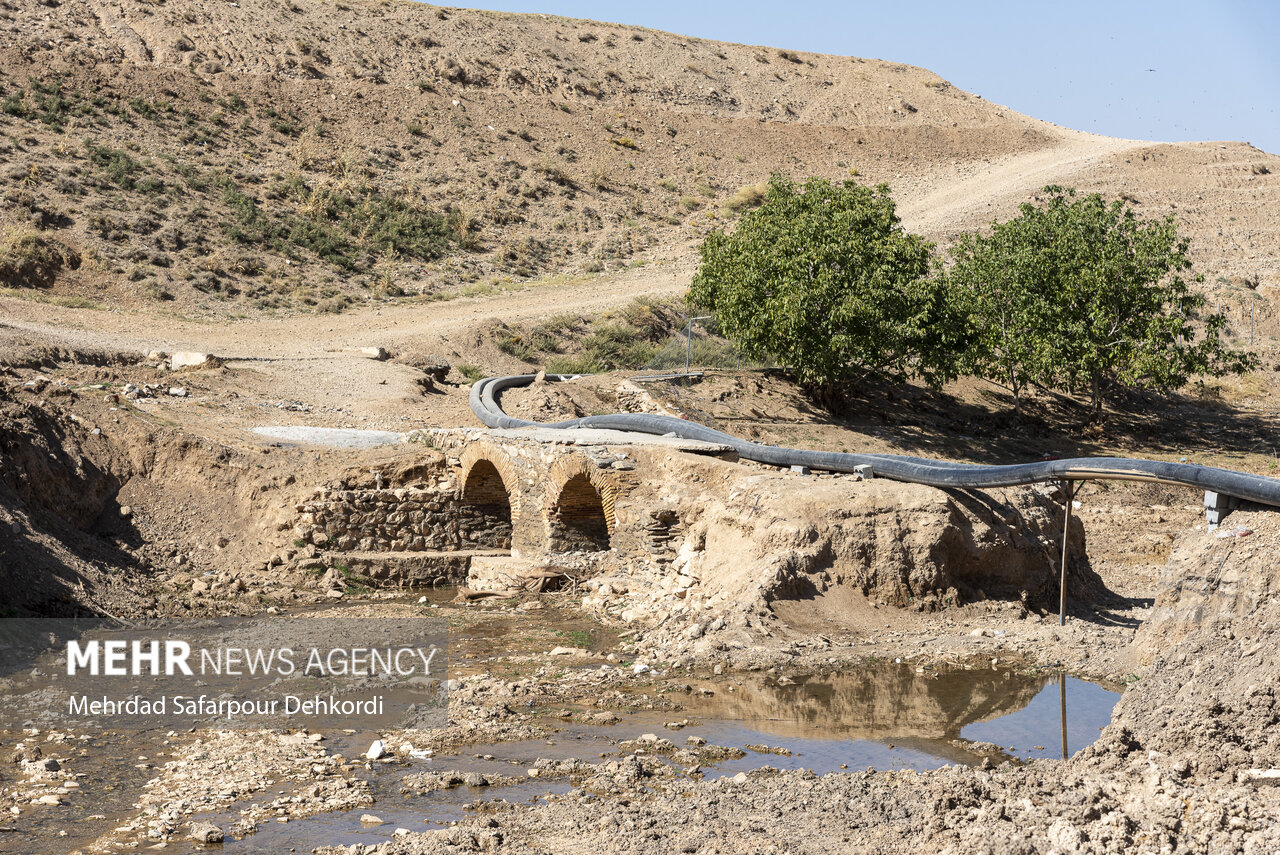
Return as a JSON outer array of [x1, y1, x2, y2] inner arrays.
[[545, 456, 617, 552], [459, 442, 521, 522]]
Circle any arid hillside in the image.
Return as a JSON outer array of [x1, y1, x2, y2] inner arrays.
[[2, 0, 1277, 323]]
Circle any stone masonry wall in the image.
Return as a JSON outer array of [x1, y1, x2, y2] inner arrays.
[[288, 432, 674, 568], [294, 486, 510, 552]]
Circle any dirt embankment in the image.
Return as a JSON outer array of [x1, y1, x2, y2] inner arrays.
[[577, 456, 1103, 663], [0, 359, 376, 617], [1, 372, 148, 616]]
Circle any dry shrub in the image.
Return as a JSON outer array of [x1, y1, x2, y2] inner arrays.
[[724, 182, 768, 213], [0, 227, 80, 287]]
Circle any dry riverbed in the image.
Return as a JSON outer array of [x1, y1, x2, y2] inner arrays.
[[0, 560, 1195, 854]]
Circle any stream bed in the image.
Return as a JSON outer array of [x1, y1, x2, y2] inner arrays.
[[176, 667, 1119, 852]]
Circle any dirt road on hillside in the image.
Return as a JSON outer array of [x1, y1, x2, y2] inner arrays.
[[0, 127, 1157, 443], [0, 264, 693, 359], [1, 128, 1147, 366], [895, 128, 1147, 236]]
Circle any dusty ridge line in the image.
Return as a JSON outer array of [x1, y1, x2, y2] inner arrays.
[[897, 131, 1151, 236]]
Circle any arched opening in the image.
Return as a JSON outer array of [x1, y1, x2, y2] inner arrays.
[[549, 473, 611, 552], [460, 460, 513, 551]]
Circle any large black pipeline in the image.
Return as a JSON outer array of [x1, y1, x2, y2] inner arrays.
[[470, 373, 1280, 508]]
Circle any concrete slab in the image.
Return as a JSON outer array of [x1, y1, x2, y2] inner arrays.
[[251, 426, 404, 448], [415, 427, 731, 454]]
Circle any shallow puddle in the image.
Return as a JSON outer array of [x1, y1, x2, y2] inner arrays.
[[961, 675, 1120, 760], [0, 733, 164, 854], [194, 774, 571, 853], [179, 666, 1118, 851], [647, 669, 1116, 771]]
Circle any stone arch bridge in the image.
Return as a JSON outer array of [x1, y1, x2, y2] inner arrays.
[[290, 427, 735, 589]]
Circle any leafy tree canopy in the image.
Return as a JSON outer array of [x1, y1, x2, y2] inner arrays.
[[947, 186, 1256, 416], [689, 174, 959, 391]]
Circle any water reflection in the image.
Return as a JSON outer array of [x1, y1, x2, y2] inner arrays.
[[0, 662, 1120, 853], [960, 672, 1120, 760], [660, 664, 1120, 770]]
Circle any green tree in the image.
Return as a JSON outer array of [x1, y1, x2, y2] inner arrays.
[[948, 186, 1256, 419], [689, 174, 959, 393]]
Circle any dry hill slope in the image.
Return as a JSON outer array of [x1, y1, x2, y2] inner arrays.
[[4, 0, 1276, 325]]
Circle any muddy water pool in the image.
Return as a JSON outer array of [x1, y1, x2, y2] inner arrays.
[[171, 667, 1119, 852], [0, 597, 1120, 852]]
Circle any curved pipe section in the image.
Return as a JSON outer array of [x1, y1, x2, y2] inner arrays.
[[470, 374, 1280, 508]]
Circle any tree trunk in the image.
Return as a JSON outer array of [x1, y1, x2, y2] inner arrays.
[[1009, 365, 1022, 417], [1090, 374, 1104, 423]]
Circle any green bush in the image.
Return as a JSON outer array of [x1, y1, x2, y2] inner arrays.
[[1, 91, 29, 119], [690, 174, 955, 391], [574, 323, 658, 370], [83, 139, 150, 191], [0, 79, 90, 130], [948, 186, 1257, 417], [496, 298, 681, 373], [0, 228, 81, 287], [220, 174, 462, 272]]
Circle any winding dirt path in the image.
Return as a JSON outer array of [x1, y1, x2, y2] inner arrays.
[[0, 127, 1153, 438], [0, 126, 1148, 363], [0, 263, 691, 359], [895, 128, 1149, 236]]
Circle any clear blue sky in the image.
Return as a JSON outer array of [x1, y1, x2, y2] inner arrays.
[[452, 0, 1280, 155]]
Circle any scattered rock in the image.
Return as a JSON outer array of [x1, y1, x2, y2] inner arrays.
[[1240, 768, 1280, 787], [170, 352, 216, 370], [10, 745, 41, 764], [188, 822, 223, 844], [549, 646, 589, 656]]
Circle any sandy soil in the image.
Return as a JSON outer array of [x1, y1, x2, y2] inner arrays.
[[2, 0, 1278, 320]]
